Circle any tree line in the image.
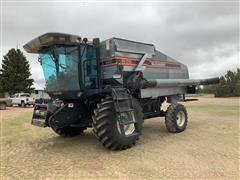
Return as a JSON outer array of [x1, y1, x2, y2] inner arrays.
[[198, 69, 240, 97]]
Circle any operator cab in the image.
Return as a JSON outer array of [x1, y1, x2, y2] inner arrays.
[[24, 33, 100, 99]]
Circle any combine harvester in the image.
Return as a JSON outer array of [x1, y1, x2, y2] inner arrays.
[[24, 33, 219, 150]]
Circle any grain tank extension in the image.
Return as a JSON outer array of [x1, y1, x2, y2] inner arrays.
[[24, 32, 219, 150]]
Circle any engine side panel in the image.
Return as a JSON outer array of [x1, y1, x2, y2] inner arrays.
[[141, 87, 187, 98]]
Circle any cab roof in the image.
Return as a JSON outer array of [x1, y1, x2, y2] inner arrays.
[[23, 32, 82, 53]]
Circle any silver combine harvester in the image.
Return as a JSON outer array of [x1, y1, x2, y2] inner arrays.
[[23, 32, 219, 150]]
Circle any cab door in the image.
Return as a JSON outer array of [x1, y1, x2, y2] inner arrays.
[[82, 46, 99, 89], [12, 94, 19, 104]]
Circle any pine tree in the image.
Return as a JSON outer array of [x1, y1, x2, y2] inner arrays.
[[0, 48, 34, 94], [0, 73, 3, 92]]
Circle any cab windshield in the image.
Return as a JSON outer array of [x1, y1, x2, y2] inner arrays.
[[39, 45, 98, 92]]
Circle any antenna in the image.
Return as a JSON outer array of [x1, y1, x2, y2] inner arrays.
[[16, 40, 19, 49]]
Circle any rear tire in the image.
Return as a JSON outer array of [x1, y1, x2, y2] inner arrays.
[[52, 126, 87, 137], [0, 103, 6, 110], [92, 96, 143, 150], [21, 101, 25, 108], [165, 103, 188, 133]]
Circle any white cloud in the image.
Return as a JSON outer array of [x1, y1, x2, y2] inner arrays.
[[1, 1, 239, 85]]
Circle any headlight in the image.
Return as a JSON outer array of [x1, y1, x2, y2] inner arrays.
[[113, 73, 122, 79]]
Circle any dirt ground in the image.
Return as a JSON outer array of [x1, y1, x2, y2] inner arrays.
[[0, 96, 239, 179]]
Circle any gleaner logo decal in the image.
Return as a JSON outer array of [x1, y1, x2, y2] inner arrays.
[[100, 56, 181, 69]]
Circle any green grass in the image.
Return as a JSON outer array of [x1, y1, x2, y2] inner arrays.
[[1, 97, 239, 145], [164, 96, 240, 118], [187, 103, 239, 116], [188, 104, 238, 110], [1, 112, 33, 145]]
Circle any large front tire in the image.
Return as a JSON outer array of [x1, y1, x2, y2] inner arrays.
[[165, 103, 188, 133], [92, 97, 143, 150]]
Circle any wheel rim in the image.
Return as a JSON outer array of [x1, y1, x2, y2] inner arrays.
[[116, 112, 135, 136], [176, 111, 186, 127]]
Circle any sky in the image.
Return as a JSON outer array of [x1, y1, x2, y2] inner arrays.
[[1, 1, 239, 88]]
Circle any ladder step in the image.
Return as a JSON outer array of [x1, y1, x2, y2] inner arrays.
[[116, 108, 134, 113], [113, 97, 131, 100]]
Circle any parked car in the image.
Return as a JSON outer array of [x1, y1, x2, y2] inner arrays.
[[0, 98, 12, 110], [11, 93, 35, 107]]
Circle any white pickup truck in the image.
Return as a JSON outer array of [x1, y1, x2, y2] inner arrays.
[[11, 93, 35, 107]]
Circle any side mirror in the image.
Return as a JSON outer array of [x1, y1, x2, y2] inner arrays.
[[93, 38, 100, 48]]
